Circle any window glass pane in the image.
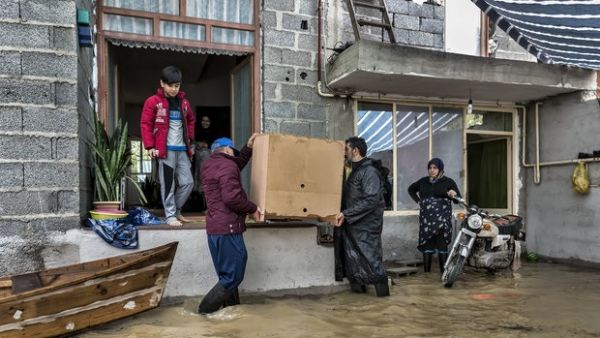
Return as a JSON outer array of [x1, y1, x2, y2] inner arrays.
[[466, 110, 512, 131], [103, 14, 153, 35], [104, 0, 179, 15], [212, 27, 254, 46], [187, 0, 253, 24], [160, 21, 206, 40], [357, 102, 394, 211], [432, 107, 464, 195], [396, 105, 429, 210], [130, 140, 142, 174]]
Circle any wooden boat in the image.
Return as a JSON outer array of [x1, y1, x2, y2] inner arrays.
[[0, 242, 178, 337]]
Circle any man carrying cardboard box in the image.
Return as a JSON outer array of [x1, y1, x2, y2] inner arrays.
[[197, 134, 263, 314], [335, 136, 389, 297]]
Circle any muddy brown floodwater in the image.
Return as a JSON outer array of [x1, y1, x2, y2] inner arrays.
[[80, 262, 600, 338]]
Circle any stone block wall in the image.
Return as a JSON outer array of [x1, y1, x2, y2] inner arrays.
[[337, 0, 445, 49], [261, 0, 341, 139], [0, 0, 94, 275], [260, 0, 444, 140]]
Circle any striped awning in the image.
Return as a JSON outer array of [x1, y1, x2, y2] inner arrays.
[[472, 0, 600, 70], [358, 110, 460, 155]]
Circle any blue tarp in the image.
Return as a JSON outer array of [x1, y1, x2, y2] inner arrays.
[[86, 207, 162, 249], [471, 0, 600, 70]]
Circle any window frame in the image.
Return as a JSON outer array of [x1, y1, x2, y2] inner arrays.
[[129, 139, 153, 183], [354, 99, 516, 216]]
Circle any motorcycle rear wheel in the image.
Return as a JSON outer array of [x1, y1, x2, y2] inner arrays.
[[442, 253, 465, 288]]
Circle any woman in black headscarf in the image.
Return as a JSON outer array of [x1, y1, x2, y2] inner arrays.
[[408, 158, 461, 273]]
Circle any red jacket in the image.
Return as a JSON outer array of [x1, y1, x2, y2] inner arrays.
[[201, 146, 257, 235], [140, 89, 195, 158]]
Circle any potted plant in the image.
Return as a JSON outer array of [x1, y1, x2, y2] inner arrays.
[[91, 118, 146, 212]]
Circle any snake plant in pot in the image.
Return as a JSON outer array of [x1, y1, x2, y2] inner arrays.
[[91, 118, 146, 211]]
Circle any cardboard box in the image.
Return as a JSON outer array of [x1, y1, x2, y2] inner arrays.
[[250, 134, 344, 222]]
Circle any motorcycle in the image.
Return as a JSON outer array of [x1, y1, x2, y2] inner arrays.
[[441, 197, 525, 288]]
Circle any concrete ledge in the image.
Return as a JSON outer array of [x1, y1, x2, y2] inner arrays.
[[74, 227, 341, 298], [327, 40, 597, 102]]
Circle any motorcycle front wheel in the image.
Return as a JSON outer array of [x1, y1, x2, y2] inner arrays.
[[442, 253, 465, 288]]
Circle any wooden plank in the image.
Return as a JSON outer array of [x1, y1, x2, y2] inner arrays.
[[0, 263, 170, 325], [387, 266, 419, 277], [0, 280, 12, 288], [354, 1, 384, 10], [356, 19, 391, 29], [0, 290, 159, 338], [392, 259, 423, 267]]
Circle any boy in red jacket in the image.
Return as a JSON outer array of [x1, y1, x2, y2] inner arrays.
[[140, 66, 195, 226]]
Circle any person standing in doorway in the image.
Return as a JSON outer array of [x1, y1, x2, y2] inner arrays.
[[140, 66, 195, 227], [197, 134, 262, 314], [198, 115, 217, 147], [408, 158, 461, 274], [335, 136, 389, 297]]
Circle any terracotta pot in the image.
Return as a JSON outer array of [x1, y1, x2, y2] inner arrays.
[[93, 201, 121, 211]]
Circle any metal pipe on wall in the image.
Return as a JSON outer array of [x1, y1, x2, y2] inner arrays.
[[518, 103, 600, 185]]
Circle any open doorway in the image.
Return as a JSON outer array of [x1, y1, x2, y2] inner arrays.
[[466, 134, 512, 212], [105, 44, 253, 215]]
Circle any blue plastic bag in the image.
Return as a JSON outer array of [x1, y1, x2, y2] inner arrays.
[[127, 207, 162, 226], [86, 218, 139, 249]]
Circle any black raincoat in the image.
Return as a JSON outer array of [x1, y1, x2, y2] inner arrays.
[[334, 158, 387, 285]]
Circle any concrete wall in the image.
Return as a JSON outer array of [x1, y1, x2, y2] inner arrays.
[[525, 91, 600, 263], [0, 0, 92, 275], [42, 221, 419, 298], [445, 0, 480, 55]]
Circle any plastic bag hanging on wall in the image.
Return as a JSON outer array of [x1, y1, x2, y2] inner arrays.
[[572, 161, 590, 194]]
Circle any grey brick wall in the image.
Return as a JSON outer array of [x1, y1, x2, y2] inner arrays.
[[0, 0, 94, 275], [260, 0, 445, 140], [261, 1, 334, 138]]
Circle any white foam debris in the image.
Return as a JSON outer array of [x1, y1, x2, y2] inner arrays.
[[124, 301, 136, 310], [13, 310, 22, 320]]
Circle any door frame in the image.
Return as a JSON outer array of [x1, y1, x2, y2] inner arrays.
[[96, 0, 261, 133], [463, 107, 516, 214], [230, 56, 253, 145]]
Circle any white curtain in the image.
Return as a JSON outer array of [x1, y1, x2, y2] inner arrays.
[[186, 0, 253, 24], [104, 0, 179, 15], [160, 21, 206, 41], [103, 14, 153, 35]]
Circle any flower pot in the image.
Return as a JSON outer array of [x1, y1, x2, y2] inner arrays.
[[93, 201, 121, 212]]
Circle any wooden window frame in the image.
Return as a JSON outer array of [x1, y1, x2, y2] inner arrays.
[[96, 0, 261, 133]]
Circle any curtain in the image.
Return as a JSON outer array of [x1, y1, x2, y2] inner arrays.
[[160, 21, 206, 41], [187, 0, 254, 46], [103, 14, 153, 35], [467, 139, 507, 209], [104, 0, 179, 15], [186, 0, 253, 24], [232, 60, 253, 191]]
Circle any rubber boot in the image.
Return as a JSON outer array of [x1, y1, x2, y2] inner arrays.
[[374, 280, 390, 297], [350, 283, 367, 293], [438, 252, 448, 274], [223, 287, 240, 307], [423, 253, 433, 272], [198, 283, 230, 314]]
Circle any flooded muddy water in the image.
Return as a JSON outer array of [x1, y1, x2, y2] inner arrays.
[[80, 262, 600, 338]]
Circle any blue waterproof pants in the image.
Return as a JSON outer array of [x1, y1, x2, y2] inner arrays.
[[207, 234, 248, 291]]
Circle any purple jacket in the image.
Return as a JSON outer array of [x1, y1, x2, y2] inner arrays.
[[201, 146, 257, 235]]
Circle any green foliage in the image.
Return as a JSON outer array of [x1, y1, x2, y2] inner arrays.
[[91, 119, 147, 204]]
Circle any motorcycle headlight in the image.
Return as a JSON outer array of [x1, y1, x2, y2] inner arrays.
[[467, 214, 483, 230]]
